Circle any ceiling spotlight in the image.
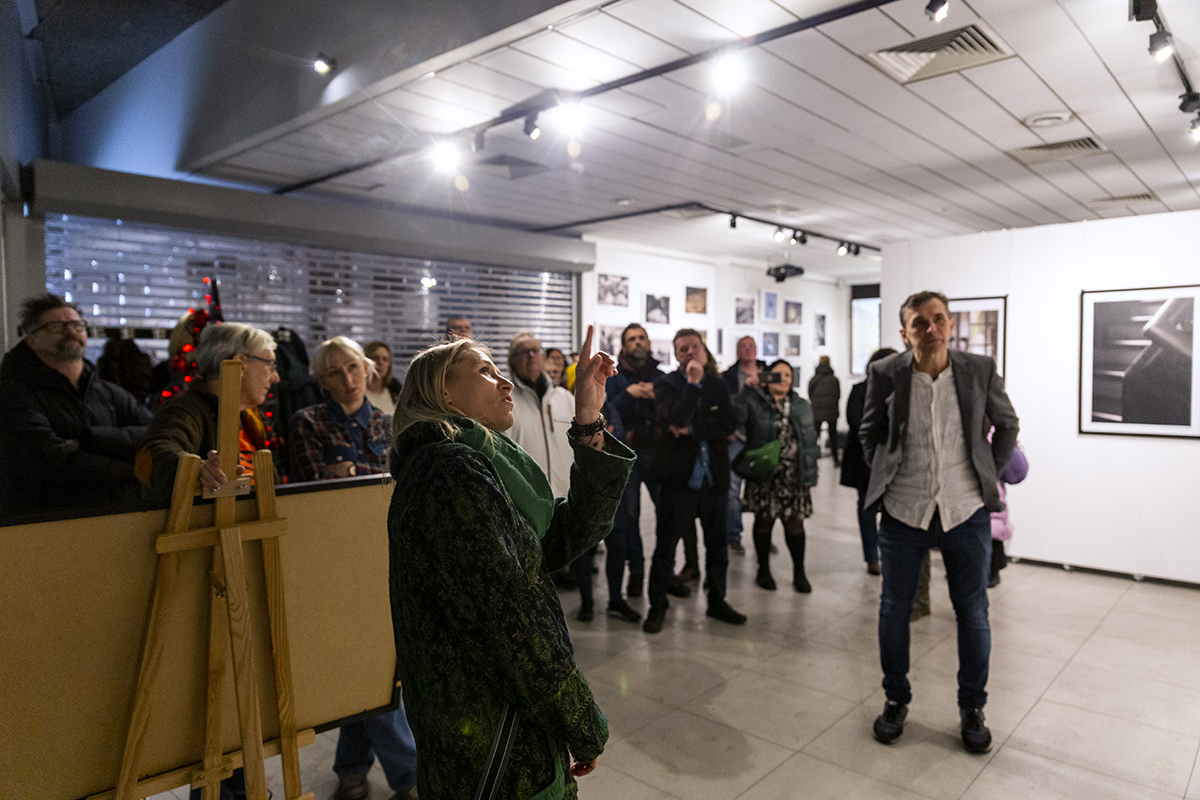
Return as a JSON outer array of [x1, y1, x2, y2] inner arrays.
[[1149, 29, 1173, 62], [924, 0, 948, 23], [789, 231, 799, 245], [313, 54, 336, 74], [1180, 92, 1200, 114], [524, 115, 541, 140], [566, 139, 582, 158], [851, 243, 861, 256], [429, 141, 461, 173], [773, 227, 786, 243], [556, 102, 587, 137], [472, 129, 486, 154], [1191, 115, 1200, 143], [798, 232, 808, 245], [837, 242, 849, 256], [730, 215, 738, 229], [711, 53, 746, 95]]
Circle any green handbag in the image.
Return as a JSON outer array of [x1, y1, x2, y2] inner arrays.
[[732, 438, 782, 481]]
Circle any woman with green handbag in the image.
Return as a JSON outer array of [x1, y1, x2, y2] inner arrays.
[[733, 359, 820, 592]]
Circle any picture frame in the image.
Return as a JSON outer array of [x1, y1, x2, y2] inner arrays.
[[948, 296, 1007, 376], [644, 293, 670, 325], [785, 334, 801, 357], [815, 313, 826, 347], [716, 328, 723, 356], [650, 339, 674, 367], [784, 300, 803, 325], [762, 331, 780, 358], [596, 325, 623, 357], [734, 294, 756, 326], [597, 273, 629, 307], [1079, 285, 1198, 438], [685, 286, 708, 314], [762, 290, 779, 322]]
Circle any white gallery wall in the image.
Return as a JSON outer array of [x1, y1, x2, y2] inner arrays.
[[882, 208, 1200, 584], [581, 237, 854, 406]]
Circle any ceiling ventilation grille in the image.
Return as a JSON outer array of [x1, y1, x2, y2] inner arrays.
[[661, 204, 719, 220], [867, 24, 1014, 84], [1087, 193, 1158, 210], [475, 154, 549, 180], [1008, 137, 1107, 164], [690, 128, 755, 151]]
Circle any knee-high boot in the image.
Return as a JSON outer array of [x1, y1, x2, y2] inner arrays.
[[784, 518, 811, 593], [752, 515, 776, 590]]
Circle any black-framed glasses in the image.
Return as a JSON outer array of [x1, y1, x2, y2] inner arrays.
[[243, 353, 278, 370], [31, 320, 87, 335]]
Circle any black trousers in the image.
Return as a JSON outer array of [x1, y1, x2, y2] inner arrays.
[[648, 483, 728, 609]]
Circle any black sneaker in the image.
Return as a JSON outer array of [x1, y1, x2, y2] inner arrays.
[[643, 606, 667, 634], [706, 599, 747, 625], [607, 599, 642, 623], [960, 707, 992, 753], [576, 598, 593, 622], [666, 578, 692, 598], [873, 701, 908, 744]]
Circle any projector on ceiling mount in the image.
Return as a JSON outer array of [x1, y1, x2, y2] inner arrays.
[[766, 263, 804, 283]]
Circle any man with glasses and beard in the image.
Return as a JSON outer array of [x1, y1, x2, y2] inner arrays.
[[0, 293, 152, 512]]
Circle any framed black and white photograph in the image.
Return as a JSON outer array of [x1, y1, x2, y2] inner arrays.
[[786, 334, 801, 357], [717, 328, 724, 355], [651, 339, 674, 367], [734, 295, 756, 326], [815, 313, 826, 347], [762, 290, 779, 322], [762, 331, 780, 358], [1080, 285, 1198, 438], [597, 325, 623, 356], [686, 286, 707, 314], [791, 364, 802, 389], [948, 296, 1007, 376], [784, 300, 803, 325], [644, 293, 670, 325], [597, 273, 629, 307]]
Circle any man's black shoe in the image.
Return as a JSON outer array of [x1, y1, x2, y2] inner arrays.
[[642, 606, 667, 634], [576, 598, 593, 622], [873, 701, 908, 744], [706, 599, 747, 625], [607, 599, 642, 623], [626, 571, 644, 598], [666, 578, 691, 598], [960, 707, 992, 753]]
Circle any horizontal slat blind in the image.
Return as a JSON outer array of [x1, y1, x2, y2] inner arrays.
[[43, 215, 577, 377]]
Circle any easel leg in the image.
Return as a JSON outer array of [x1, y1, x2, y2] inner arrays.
[[200, 546, 231, 800]]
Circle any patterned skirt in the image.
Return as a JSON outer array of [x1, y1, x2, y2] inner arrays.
[[742, 417, 814, 521]]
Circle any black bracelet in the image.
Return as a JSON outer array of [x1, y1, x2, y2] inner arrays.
[[569, 412, 606, 438]]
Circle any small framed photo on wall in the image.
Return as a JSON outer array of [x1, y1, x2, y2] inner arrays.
[[717, 328, 724, 355], [762, 290, 779, 322], [734, 295, 756, 326], [786, 334, 801, 357], [948, 296, 1007, 376], [597, 273, 629, 307], [762, 331, 780, 358], [784, 300, 803, 325], [644, 293, 670, 325], [597, 325, 623, 356], [815, 313, 826, 347], [686, 286, 708, 314], [651, 339, 674, 367]]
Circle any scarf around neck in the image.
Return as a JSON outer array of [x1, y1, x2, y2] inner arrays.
[[454, 417, 555, 539]]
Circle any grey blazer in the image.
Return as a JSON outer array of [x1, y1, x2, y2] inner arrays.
[[860, 349, 1019, 514]]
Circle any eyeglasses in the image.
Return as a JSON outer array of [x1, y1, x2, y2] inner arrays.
[[243, 353, 278, 370], [514, 346, 544, 359], [31, 320, 87, 335]]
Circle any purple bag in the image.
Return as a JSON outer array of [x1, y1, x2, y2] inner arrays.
[[999, 445, 1028, 485]]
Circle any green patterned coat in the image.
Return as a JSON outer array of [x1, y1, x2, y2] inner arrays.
[[388, 420, 633, 799]]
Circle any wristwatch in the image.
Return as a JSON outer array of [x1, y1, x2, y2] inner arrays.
[[569, 412, 606, 438]]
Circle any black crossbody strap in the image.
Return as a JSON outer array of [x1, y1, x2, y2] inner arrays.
[[473, 703, 521, 800]]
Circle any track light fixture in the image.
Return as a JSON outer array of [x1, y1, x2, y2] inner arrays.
[[524, 115, 541, 140], [851, 243, 861, 256], [1180, 92, 1200, 114], [1191, 115, 1200, 143], [313, 54, 336, 74], [837, 242, 849, 256], [773, 227, 786, 243], [730, 215, 738, 229], [473, 129, 486, 154], [925, 0, 948, 23], [789, 231, 799, 245], [1149, 29, 1173, 62]]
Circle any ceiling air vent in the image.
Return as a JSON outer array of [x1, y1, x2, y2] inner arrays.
[[661, 204, 719, 221], [474, 154, 549, 180], [1008, 137, 1107, 165], [690, 128, 754, 151], [1087, 193, 1158, 211], [867, 24, 1014, 84]]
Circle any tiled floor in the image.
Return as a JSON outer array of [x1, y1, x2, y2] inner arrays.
[[154, 459, 1200, 799]]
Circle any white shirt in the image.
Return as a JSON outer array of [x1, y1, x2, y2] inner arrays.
[[508, 376, 575, 496], [364, 386, 395, 416], [883, 364, 984, 531]]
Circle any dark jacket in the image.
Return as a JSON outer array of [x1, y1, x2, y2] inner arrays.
[[137, 387, 221, 498], [387, 420, 633, 799], [721, 360, 767, 398], [860, 349, 1019, 512], [649, 369, 736, 491], [0, 340, 151, 510], [605, 353, 662, 452], [839, 380, 870, 489], [807, 363, 841, 420], [733, 386, 819, 488]]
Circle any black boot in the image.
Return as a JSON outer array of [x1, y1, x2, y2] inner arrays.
[[785, 532, 811, 593]]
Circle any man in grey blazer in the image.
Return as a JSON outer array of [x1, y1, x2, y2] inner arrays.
[[860, 290, 1019, 754]]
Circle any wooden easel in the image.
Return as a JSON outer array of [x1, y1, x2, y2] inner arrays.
[[109, 360, 314, 800]]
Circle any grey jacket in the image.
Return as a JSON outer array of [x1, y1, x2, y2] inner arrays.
[[860, 349, 1018, 514]]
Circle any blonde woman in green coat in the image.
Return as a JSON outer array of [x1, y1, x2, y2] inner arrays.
[[387, 326, 633, 800], [733, 359, 820, 592]]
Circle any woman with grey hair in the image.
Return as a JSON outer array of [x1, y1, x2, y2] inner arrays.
[[137, 321, 279, 498]]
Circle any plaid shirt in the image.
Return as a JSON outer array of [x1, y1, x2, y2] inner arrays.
[[288, 398, 391, 482]]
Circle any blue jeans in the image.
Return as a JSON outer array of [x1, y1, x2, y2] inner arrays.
[[334, 703, 418, 792], [726, 440, 745, 545], [856, 487, 879, 564], [878, 506, 991, 709], [649, 483, 728, 610]]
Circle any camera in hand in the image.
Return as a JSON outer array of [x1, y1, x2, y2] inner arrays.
[[765, 371, 785, 384]]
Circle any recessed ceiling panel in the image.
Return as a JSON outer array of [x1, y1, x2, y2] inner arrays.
[[605, 0, 739, 54], [555, 11, 690, 68]]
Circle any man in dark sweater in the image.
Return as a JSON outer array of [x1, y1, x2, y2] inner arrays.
[[808, 355, 842, 466], [721, 335, 767, 554], [0, 293, 151, 513]]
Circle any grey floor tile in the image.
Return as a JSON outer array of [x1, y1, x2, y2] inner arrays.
[[1188, 743, 1200, 800], [737, 751, 935, 799], [1113, 579, 1200, 623], [747, 639, 882, 704], [1044, 660, 1200, 736], [961, 747, 1182, 800], [914, 635, 1067, 698], [577, 763, 682, 799], [1073, 633, 1200, 692]]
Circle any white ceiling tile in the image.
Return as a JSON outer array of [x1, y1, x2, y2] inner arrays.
[[433, 64, 543, 104], [620, 75, 707, 109], [676, 0, 798, 37], [475, 47, 600, 92], [510, 30, 639, 83], [605, 0, 739, 54], [404, 78, 515, 117], [1075, 153, 1152, 197], [555, 11, 691, 68], [879, 0, 981, 36], [373, 89, 490, 130], [817, 8, 914, 54]]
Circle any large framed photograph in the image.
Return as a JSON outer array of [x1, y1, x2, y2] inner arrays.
[[762, 290, 779, 322], [784, 300, 802, 325], [734, 295, 756, 326], [686, 286, 707, 314], [644, 293, 670, 325], [815, 313, 826, 347], [1080, 285, 1198, 438], [948, 296, 1007, 376], [597, 273, 629, 307]]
